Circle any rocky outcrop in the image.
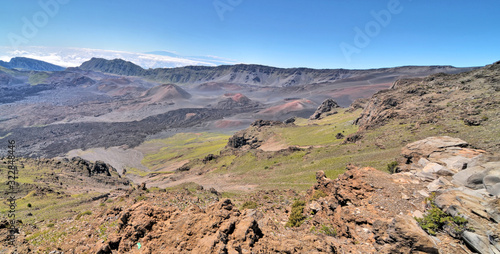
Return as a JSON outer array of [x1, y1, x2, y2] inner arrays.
[[354, 62, 500, 153], [346, 98, 369, 112], [309, 98, 340, 120], [303, 167, 440, 253], [250, 119, 284, 128], [398, 137, 500, 196], [92, 199, 341, 254], [71, 157, 115, 177], [398, 136, 500, 253], [283, 117, 296, 124], [226, 120, 283, 149], [96, 199, 264, 253], [301, 135, 500, 253]]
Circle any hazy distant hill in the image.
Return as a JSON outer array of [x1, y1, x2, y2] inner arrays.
[[79, 57, 144, 76], [78, 57, 476, 87], [0, 57, 65, 71]]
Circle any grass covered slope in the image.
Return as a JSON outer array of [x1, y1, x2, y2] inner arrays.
[[0, 158, 128, 225], [131, 108, 399, 191]]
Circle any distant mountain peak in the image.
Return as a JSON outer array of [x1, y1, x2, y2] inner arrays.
[[0, 57, 65, 72], [80, 58, 145, 76]]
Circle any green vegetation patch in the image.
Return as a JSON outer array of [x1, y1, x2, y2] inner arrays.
[[241, 201, 258, 210], [141, 132, 231, 170], [311, 190, 327, 200], [28, 71, 50, 85], [75, 210, 92, 220], [416, 193, 468, 236], [320, 224, 337, 236], [386, 161, 399, 174], [286, 200, 306, 227]]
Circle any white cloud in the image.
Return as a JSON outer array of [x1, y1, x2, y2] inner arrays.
[[0, 46, 240, 68]]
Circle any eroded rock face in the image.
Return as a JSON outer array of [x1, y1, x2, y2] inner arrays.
[[96, 199, 263, 253], [93, 199, 340, 254], [307, 141, 500, 254], [250, 119, 284, 128], [397, 136, 500, 253], [309, 98, 340, 120], [71, 157, 116, 177], [399, 136, 486, 176], [92, 160, 112, 176], [354, 63, 500, 154], [304, 167, 440, 253], [226, 120, 283, 150], [400, 136, 470, 165]]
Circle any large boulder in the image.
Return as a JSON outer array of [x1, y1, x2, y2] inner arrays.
[[91, 160, 112, 176], [483, 175, 500, 196], [399, 136, 486, 176], [71, 157, 116, 177], [382, 215, 439, 254], [226, 120, 281, 150], [309, 99, 340, 120], [401, 136, 468, 165]]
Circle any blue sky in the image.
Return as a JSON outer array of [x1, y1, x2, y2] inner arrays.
[[0, 0, 499, 69]]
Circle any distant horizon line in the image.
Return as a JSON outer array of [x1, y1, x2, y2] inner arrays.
[[2, 55, 490, 72]]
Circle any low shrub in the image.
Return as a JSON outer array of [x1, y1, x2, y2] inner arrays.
[[386, 161, 399, 174], [241, 201, 258, 210], [76, 210, 92, 220], [320, 224, 337, 236], [311, 190, 327, 200], [415, 193, 467, 236], [286, 200, 306, 227]]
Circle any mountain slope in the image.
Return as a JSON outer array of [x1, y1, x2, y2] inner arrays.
[[79, 57, 144, 76], [355, 60, 500, 152], [78, 58, 476, 87], [0, 57, 65, 71]]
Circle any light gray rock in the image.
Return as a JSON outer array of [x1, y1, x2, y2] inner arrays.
[[416, 172, 437, 182], [438, 155, 471, 172], [453, 166, 485, 186], [437, 168, 455, 176], [412, 210, 424, 219], [427, 178, 451, 192], [467, 172, 488, 189], [418, 189, 430, 197], [487, 199, 500, 223], [462, 231, 494, 254], [422, 163, 445, 173], [487, 168, 500, 177], [483, 161, 500, 171], [418, 158, 430, 168], [483, 175, 500, 196], [402, 136, 468, 160], [489, 236, 500, 254]]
